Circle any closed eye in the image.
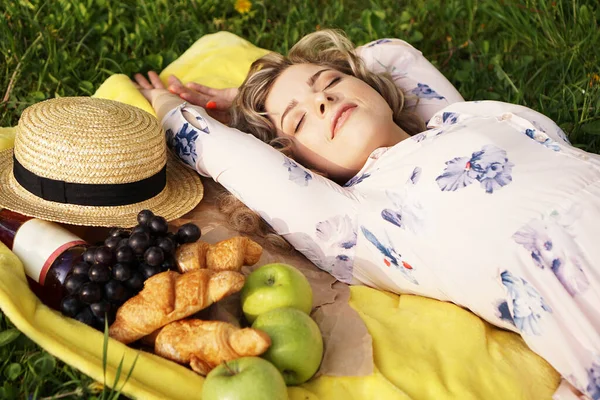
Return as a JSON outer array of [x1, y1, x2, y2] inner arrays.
[[295, 114, 306, 133], [325, 77, 341, 89]]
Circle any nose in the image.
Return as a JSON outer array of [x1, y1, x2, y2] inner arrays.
[[313, 91, 337, 118]]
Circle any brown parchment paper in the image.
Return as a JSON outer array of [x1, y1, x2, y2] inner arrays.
[[74, 178, 373, 377], [174, 179, 374, 378]]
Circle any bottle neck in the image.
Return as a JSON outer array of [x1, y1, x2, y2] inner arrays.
[[0, 209, 33, 249]]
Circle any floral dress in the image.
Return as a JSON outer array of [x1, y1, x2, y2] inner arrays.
[[162, 39, 600, 399]]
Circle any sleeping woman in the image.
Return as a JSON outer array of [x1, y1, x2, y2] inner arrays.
[[134, 29, 600, 399]]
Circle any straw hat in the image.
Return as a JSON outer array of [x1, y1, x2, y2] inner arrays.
[[0, 97, 203, 227]]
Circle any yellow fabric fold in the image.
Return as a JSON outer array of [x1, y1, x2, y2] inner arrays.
[[0, 126, 16, 152], [0, 31, 560, 399]]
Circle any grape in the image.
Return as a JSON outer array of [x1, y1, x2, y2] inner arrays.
[[161, 256, 177, 272], [140, 263, 161, 280], [71, 261, 91, 276], [104, 280, 127, 303], [104, 236, 121, 250], [115, 245, 136, 264], [79, 282, 103, 304], [94, 246, 114, 265], [64, 274, 88, 295], [88, 264, 111, 283], [176, 223, 201, 244], [60, 295, 83, 317], [131, 225, 149, 236], [112, 263, 132, 281], [149, 216, 169, 236], [118, 238, 130, 248], [156, 236, 176, 255], [122, 286, 135, 301], [82, 247, 97, 264], [95, 310, 116, 330], [144, 246, 164, 267], [109, 228, 128, 238], [166, 232, 178, 245], [137, 209, 154, 226], [90, 301, 114, 330], [74, 307, 95, 326], [90, 301, 112, 320], [129, 232, 151, 255], [125, 271, 145, 291]]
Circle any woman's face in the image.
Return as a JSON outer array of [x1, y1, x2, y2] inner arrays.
[[264, 63, 409, 183]]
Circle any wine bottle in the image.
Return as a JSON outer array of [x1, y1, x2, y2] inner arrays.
[[0, 208, 89, 310]]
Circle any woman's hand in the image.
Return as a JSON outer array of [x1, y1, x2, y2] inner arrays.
[[133, 71, 169, 103], [133, 72, 237, 124], [166, 75, 238, 124]]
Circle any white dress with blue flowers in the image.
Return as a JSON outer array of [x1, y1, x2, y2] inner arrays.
[[162, 39, 600, 399]]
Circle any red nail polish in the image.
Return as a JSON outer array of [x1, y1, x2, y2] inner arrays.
[[206, 101, 217, 109]]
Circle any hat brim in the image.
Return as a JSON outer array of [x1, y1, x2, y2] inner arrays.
[[0, 148, 203, 227]]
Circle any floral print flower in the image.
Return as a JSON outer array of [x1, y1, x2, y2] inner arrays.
[[436, 144, 514, 193], [556, 126, 571, 144], [367, 39, 393, 47], [287, 215, 357, 283], [524, 128, 560, 151], [442, 112, 459, 125], [283, 157, 312, 186], [513, 216, 590, 296], [496, 300, 516, 326], [586, 358, 600, 400], [381, 189, 425, 233], [344, 172, 371, 187], [361, 226, 418, 284], [411, 132, 426, 142], [381, 167, 424, 231], [316, 214, 357, 249], [500, 270, 552, 336], [289, 230, 354, 284], [165, 122, 201, 168], [410, 83, 445, 100], [409, 166, 422, 184]]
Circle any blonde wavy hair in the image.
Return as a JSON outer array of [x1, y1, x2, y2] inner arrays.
[[230, 29, 425, 153], [218, 29, 425, 249]]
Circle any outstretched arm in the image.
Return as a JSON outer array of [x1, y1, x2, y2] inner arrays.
[[163, 37, 463, 126], [356, 39, 465, 123], [133, 76, 361, 283]]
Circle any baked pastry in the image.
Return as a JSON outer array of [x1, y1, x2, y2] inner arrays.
[[109, 269, 245, 344], [175, 236, 262, 273], [154, 319, 271, 375]]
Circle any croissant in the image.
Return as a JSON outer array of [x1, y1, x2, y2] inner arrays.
[[175, 236, 263, 273], [154, 319, 272, 375], [109, 269, 245, 344]]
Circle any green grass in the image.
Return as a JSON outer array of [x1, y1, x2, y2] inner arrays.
[[1, 0, 599, 397]]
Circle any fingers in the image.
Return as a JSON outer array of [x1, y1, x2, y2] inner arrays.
[[185, 82, 219, 96], [167, 75, 186, 95], [167, 75, 184, 89], [148, 71, 166, 89], [178, 90, 210, 107], [134, 73, 153, 90]]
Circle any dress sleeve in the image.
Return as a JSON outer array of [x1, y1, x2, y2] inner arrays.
[[356, 39, 465, 123], [426, 100, 572, 145], [161, 103, 359, 283]]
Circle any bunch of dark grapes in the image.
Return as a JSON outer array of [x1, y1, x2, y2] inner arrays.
[[59, 209, 202, 331]]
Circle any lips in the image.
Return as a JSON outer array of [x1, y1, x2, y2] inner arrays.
[[331, 104, 357, 138]]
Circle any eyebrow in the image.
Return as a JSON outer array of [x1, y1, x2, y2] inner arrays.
[[280, 68, 332, 129]]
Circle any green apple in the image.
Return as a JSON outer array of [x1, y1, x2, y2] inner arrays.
[[241, 263, 312, 323], [202, 357, 288, 400], [252, 307, 323, 385]]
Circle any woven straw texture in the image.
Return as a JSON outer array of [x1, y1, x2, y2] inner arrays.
[[0, 97, 203, 227]]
